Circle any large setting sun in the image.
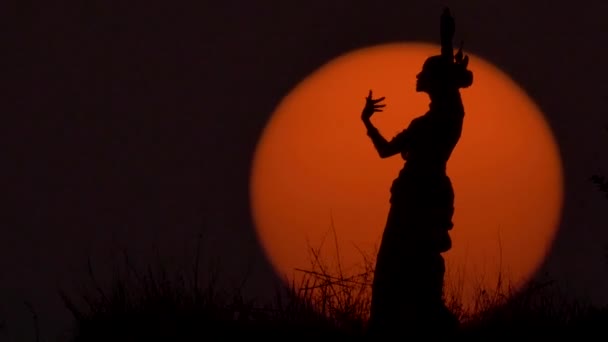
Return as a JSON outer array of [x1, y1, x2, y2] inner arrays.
[[250, 43, 563, 311]]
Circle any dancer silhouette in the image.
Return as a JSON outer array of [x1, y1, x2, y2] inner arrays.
[[363, 8, 473, 337]]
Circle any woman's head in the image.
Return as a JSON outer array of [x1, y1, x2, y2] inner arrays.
[[415, 54, 473, 94]]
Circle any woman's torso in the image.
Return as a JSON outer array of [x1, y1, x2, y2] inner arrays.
[[390, 99, 464, 202]]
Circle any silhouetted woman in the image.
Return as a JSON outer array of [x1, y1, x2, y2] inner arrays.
[[363, 8, 473, 337]]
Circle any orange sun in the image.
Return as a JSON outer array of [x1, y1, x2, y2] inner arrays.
[[250, 43, 563, 311]]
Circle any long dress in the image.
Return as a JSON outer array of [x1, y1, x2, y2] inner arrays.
[[366, 93, 465, 336]]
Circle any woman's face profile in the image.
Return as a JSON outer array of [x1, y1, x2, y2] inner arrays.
[[415, 69, 432, 93], [415, 56, 445, 93]]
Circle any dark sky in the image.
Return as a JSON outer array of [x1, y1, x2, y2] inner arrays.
[[3, 0, 608, 339]]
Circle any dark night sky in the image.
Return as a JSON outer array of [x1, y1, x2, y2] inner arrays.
[[3, 1, 608, 339]]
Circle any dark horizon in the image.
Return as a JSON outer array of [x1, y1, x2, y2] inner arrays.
[[3, 1, 608, 340]]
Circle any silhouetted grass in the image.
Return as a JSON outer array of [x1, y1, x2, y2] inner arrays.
[[59, 235, 357, 340], [59, 229, 608, 341]]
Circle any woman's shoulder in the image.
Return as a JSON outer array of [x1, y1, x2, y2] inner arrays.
[[408, 115, 428, 127], [407, 114, 432, 131]]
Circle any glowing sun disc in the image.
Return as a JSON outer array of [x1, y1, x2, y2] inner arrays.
[[250, 43, 563, 312]]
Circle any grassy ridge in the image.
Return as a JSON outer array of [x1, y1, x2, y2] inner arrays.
[[54, 232, 608, 341]]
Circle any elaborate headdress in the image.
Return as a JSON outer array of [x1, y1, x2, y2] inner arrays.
[[421, 8, 473, 89]]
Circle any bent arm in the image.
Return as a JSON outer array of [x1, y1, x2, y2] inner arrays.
[[363, 118, 407, 158]]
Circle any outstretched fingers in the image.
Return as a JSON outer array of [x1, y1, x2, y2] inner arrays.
[[365, 90, 387, 113], [372, 102, 386, 112], [366, 90, 386, 103]]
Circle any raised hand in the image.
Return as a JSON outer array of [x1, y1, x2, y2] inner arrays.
[[361, 90, 386, 121], [440, 7, 455, 60], [440, 8, 455, 42]]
